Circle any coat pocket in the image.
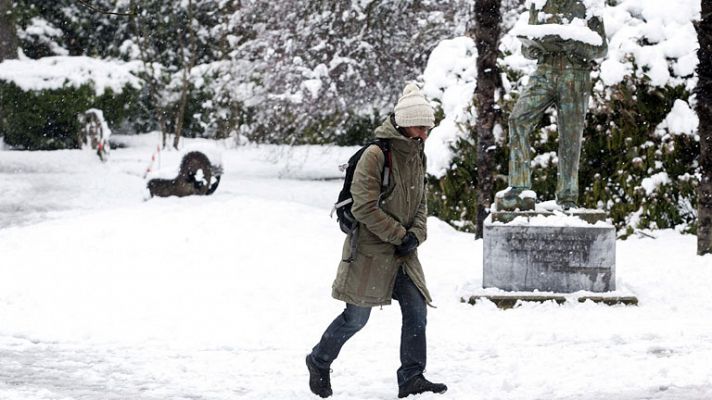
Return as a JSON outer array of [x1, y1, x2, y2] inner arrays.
[[346, 251, 396, 301]]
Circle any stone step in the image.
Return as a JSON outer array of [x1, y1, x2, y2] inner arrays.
[[461, 293, 639, 309]]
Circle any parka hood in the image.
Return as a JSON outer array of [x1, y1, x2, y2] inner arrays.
[[374, 115, 405, 140], [374, 115, 424, 155]]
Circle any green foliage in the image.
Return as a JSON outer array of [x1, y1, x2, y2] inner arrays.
[[246, 109, 384, 146], [298, 113, 342, 145], [426, 136, 480, 233], [580, 76, 698, 234], [94, 86, 142, 132], [335, 111, 384, 146], [0, 82, 88, 149], [426, 118, 509, 233], [0, 82, 140, 150]]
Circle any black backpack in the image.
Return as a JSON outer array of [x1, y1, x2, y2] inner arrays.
[[332, 139, 392, 235]]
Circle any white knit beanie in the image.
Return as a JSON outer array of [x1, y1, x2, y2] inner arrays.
[[394, 83, 435, 128]]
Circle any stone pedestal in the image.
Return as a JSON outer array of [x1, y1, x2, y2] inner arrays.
[[483, 216, 616, 293]]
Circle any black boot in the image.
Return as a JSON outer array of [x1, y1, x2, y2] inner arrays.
[[306, 355, 332, 398], [398, 375, 447, 398]]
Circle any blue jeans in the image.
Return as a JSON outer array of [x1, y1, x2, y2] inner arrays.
[[309, 267, 427, 386]]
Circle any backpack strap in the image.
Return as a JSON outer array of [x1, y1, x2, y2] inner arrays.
[[374, 139, 392, 191], [329, 140, 390, 219]]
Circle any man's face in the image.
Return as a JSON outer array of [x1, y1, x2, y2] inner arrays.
[[403, 126, 430, 142]]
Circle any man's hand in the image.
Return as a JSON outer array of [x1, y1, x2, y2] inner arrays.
[[395, 232, 419, 257]]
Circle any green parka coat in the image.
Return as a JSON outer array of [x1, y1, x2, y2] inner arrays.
[[331, 117, 432, 307]]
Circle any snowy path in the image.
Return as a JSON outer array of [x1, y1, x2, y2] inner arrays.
[[1, 139, 711, 399]]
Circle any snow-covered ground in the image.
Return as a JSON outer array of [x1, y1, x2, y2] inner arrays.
[[0, 136, 711, 400]]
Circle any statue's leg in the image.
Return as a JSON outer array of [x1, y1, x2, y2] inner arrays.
[[555, 68, 591, 206], [508, 68, 556, 189]]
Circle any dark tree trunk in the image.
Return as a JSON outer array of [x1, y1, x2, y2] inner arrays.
[[0, 0, 18, 62], [172, 0, 196, 150], [472, 0, 502, 238], [697, 3, 712, 255]]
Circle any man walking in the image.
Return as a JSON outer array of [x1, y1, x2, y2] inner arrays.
[[306, 83, 447, 398]]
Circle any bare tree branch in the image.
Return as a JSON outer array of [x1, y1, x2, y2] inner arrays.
[[76, 0, 136, 17], [173, 0, 198, 150], [132, 0, 168, 147]]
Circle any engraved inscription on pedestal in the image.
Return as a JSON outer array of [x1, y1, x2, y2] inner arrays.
[[483, 223, 616, 293]]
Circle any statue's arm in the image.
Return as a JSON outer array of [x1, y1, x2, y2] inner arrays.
[[521, 4, 542, 60], [588, 16, 608, 60], [566, 16, 608, 63]]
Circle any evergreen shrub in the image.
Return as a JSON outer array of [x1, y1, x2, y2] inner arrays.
[[0, 81, 140, 150], [245, 109, 383, 146]]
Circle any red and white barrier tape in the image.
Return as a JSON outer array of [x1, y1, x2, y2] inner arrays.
[[142, 144, 162, 179]]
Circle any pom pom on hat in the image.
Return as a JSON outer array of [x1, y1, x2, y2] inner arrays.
[[394, 83, 435, 128], [401, 83, 420, 96]]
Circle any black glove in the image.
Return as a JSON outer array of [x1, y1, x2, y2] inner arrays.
[[395, 232, 419, 257]]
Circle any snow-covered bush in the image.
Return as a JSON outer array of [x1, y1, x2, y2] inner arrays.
[[0, 56, 141, 150], [424, 0, 701, 234], [580, 75, 698, 235]]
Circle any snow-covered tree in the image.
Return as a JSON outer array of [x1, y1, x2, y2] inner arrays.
[[696, 1, 712, 255], [237, 0, 465, 144]]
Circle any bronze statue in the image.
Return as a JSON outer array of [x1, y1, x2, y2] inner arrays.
[[496, 0, 607, 211]]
